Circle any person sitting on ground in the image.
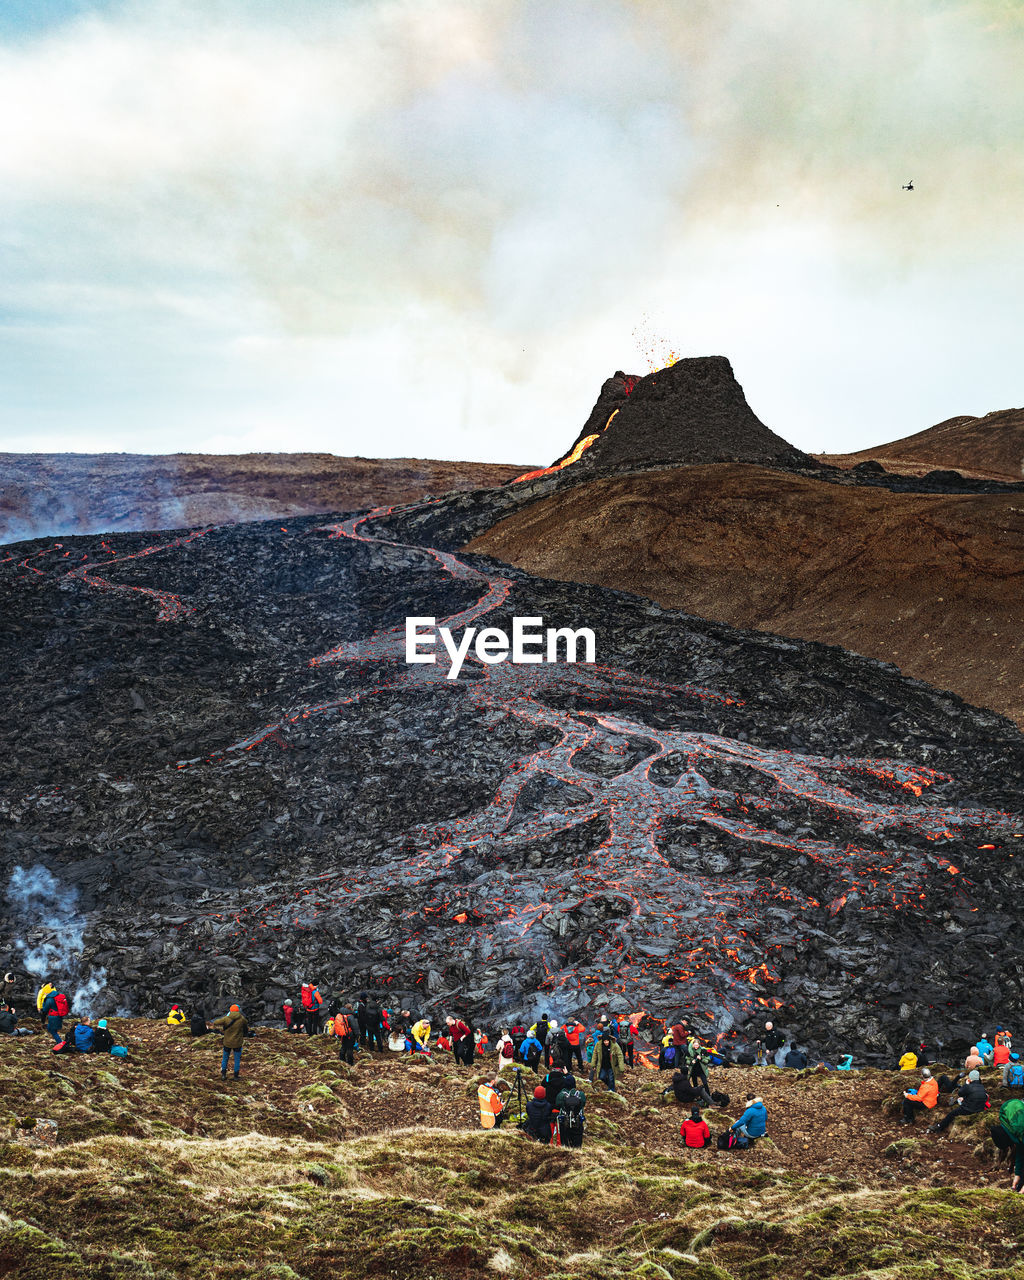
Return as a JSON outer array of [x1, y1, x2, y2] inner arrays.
[[166, 1005, 187, 1027], [522, 1086, 554, 1143], [964, 1045, 985, 1074], [784, 1042, 808, 1069], [993, 1038, 1012, 1069], [975, 1034, 995, 1066], [0, 1002, 20, 1035], [663, 1069, 713, 1107], [898, 1047, 919, 1072], [73, 1016, 96, 1053], [478, 1076, 508, 1129], [730, 1094, 767, 1144], [92, 1018, 116, 1054], [902, 1068, 939, 1124], [410, 1018, 432, 1054], [990, 1097, 1024, 1192], [519, 1030, 544, 1073], [211, 1004, 249, 1079], [1002, 1053, 1024, 1089], [591, 1032, 626, 1093], [995, 1027, 1013, 1052], [681, 1107, 712, 1148], [190, 1008, 208, 1037], [836, 1054, 854, 1071], [929, 1069, 989, 1134]]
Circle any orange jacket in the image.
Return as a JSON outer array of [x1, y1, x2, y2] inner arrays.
[[907, 1076, 938, 1109], [564, 1022, 584, 1046]]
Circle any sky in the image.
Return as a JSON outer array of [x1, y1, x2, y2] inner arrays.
[[0, 0, 1021, 464]]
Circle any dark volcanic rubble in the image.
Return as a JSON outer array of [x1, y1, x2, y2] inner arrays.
[[2, 501, 1024, 1063]]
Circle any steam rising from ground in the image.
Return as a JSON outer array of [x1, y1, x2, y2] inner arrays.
[[0, 0, 1021, 455], [6, 864, 108, 1013]]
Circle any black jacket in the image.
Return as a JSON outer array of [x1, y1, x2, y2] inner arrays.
[[955, 1081, 989, 1115], [190, 1013, 208, 1037], [784, 1049, 808, 1069], [0, 1010, 17, 1034], [542, 1070, 567, 1103], [669, 1073, 705, 1104], [523, 1098, 554, 1141], [92, 1028, 115, 1053]]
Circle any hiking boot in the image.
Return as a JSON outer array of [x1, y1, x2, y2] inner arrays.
[[220, 1072, 226, 1079], [926, 1123, 940, 1133]]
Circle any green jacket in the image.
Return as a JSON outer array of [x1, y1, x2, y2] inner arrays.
[[212, 1010, 248, 1049], [591, 1038, 625, 1081]]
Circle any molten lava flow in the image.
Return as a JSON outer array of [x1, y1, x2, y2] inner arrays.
[[1, 529, 211, 621], [171, 500, 1023, 1032], [515, 434, 600, 483], [513, 373, 641, 483]]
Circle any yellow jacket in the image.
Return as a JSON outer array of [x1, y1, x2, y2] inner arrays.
[[167, 1008, 187, 1026], [411, 1019, 431, 1048], [898, 1052, 917, 1071]]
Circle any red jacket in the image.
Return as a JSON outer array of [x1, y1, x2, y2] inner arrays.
[[449, 1020, 470, 1043], [680, 1118, 711, 1147]]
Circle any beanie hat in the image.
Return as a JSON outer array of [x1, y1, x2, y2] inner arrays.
[[690, 1108, 702, 1119], [968, 1069, 981, 1081], [171, 1005, 179, 1011], [1012, 1053, 1020, 1061], [533, 1086, 546, 1099], [98, 1019, 108, 1028], [229, 1005, 240, 1013]]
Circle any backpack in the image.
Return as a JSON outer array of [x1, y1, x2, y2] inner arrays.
[[711, 1091, 731, 1108], [717, 1130, 747, 1150], [1000, 1098, 1024, 1142], [555, 1088, 586, 1115], [74, 1024, 95, 1052], [51, 1039, 73, 1054], [1006, 1063, 1024, 1090], [301, 986, 313, 1010], [54, 993, 70, 1017], [110, 1045, 128, 1058], [663, 1046, 675, 1065], [334, 1014, 351, 1038]]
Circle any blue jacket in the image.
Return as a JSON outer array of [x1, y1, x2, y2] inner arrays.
[[519, 1035, 543, 1059], [732, 1101, 767, 1137], [976, 1038, 994, 1058]]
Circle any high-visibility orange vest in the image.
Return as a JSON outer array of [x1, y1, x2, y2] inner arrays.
[[478, 1085, 503, 1129]]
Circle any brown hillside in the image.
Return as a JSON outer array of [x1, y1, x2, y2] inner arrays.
[[0, 452, 533, 543], [466, 463, 1024, 726], [817, 407, 1024, 481]]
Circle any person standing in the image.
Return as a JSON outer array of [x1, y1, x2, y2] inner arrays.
[[212, 1004, 249, 1079], [562, 1019, 586, 1071], [363, 996, 384, 1052], [591, 1033, 625, 1093]]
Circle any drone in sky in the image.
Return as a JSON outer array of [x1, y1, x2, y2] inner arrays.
[[902, 180, 914, 191]]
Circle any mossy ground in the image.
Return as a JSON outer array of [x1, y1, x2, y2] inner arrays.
[[1, 1022, 1022, 1278]]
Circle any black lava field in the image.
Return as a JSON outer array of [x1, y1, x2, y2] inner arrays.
[[3, 486, 1024, 1061]]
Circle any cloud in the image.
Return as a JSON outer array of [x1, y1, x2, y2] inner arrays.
[[0, 0, 1021, 458]]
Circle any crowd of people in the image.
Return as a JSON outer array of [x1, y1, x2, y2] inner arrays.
[[2, 971, 1021, 1191]]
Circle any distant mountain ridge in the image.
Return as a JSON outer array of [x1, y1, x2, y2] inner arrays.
[[817, 406, 1024, 481], [0, 452, 533, 544]]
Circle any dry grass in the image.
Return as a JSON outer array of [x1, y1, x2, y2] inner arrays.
[[2, 1022, 1023, 1278]]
